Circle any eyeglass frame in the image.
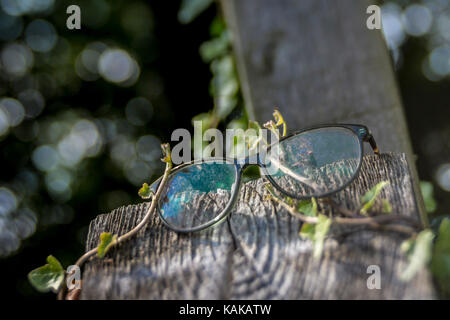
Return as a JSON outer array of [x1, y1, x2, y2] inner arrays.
[[150, 124, 379, 233]]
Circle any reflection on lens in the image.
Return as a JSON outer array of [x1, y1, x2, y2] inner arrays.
[[267, 127, 361, 197], [159, 161, 236, 230]]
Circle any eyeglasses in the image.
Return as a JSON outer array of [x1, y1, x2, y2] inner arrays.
[[150, 124, 379, 233]]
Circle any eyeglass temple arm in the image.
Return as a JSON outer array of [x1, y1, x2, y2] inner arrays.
[[365, 132, 380, 155]]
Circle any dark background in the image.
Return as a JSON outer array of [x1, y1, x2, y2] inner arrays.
[[0, 0, 448, 299]]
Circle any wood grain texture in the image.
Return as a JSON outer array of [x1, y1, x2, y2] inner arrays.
[[80, 153, 436, 299]]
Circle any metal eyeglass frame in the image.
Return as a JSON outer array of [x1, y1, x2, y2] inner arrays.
[[151, 124, 379, 233]]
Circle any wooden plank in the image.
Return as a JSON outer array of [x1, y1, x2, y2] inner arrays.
[[220, 0, 427, 225], [80, 153, 436, 299]]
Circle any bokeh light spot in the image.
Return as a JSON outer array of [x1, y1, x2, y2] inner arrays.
[[126, 97, 153, 126], [125, 159, 152, 185], [12, 207, 37, 239], [136, 135, 161, 161], [381, 3, 406, 50], [0, 187, 17, 217], [436, 163, 450, 191], [0, 98, 25, 127], [0, 10, 23, 41], [429, 45, 450, 77], [18, 89, 45, 118], [0, 42, 34, 77], [110, 137, 136, 166], [0, 108, 9, 136], [402, 4, 433, 37], [25, 19, 57, 53], [18, 0, 54, 15], [45, 168, 72, 199], [32, 145, 59, 171], [98, 49, 140, 85], [1, 0, 22, 16]]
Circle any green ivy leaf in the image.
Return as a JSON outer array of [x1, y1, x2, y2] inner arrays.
[[209, 17, 226, 37], [299, 223, 315, 240], [199, 31, 230, 63], [299, 214, 331, 259], [160, 143, 172, 164], [227, 118, 248, 131], [210, 55, 239, 120], [28, 255, 65, 293], [297, 198, 318, 217], [245, 121, 264, 152], [400, 229, 434, 281], [192, 112, 214, 131], [431, 218, 450, 297], [138, 183, 153, 199], [400, 237, 415, 255], [97, 232, 118, 258], [382, 199, 392, 214], [272, 109, 287, 137], [178, 0, 214, 24], [420, 181, 437, 214], [360, 181, 389, 215], [247, 120, 262, 132]]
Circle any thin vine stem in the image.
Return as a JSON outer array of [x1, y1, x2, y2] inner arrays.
[[75, 160, 172, 267], [268, 186, 421, 236]]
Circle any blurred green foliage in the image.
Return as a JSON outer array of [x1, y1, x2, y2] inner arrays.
[[431, 218, 450, 297], [0, 0, 217, 299]]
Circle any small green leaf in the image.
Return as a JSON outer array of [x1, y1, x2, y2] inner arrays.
[[199, 31, 230, 63], [431, 218, 450, 297], [360, 181, 389, 215], [210, 55, 238, 120], [272, 109, 287, 137], [209, 17, 226, 37], [297, 198, 318, 217], [247, 120, 262, 132], [161, 143, 172, 164], [28, 255, 65, 293], [192, 112, 213, 131], [178, 0, 213, 24], [97, 232, 118, 258], [420, 181, 437, 214], [299, 223, 316, 240], [299, 214, 331, 259], [244, 124, 262, 151], [400, 237, 415, 255], [400, 229, 434, 281], [284, 196, 294, 206], [263, 120, 280, 139], [227, 118, 247, 131], [382, 199, 392, 214], [138, 183, 153, 199]]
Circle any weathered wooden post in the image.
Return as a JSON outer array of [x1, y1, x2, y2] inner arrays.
[[79, 0, 435, 299], [220, 0, 427, 224]]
